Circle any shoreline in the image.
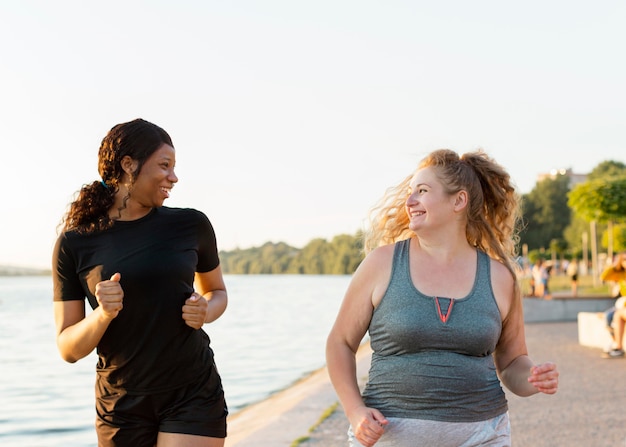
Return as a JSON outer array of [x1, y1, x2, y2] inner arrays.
[[224, 342, 372, 447]]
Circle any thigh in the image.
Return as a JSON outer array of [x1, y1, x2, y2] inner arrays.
[[157, 364, 227, 439], [95, 380, 158, 447]]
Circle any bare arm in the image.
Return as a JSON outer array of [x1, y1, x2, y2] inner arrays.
[[182, 266, 228, 329], [492, 261, 559, 396], [326, 246, 393, 447], [54, 273, 123, 363], [326, 276, 372, 417]]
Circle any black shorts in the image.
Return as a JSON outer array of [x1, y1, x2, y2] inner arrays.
[[95, 365, 227, 446]]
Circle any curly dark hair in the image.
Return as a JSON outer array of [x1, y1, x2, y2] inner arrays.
[[62, 118, 173, 234]]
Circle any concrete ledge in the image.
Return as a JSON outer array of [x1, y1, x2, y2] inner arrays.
[[225, 343, 372, 447], [577, 311, 613, 349], [523, 297, 615, 323]]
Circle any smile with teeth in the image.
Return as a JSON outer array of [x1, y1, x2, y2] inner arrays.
[[160, 187, 172, 197]]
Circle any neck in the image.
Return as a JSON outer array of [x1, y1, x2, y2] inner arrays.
[[109, 194, 153, 221], [413, 227, 471, 258]]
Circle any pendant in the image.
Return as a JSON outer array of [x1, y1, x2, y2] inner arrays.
[[434, 297, 455, 323]]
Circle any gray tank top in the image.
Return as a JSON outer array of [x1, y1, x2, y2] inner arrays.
[[362, 238, 508, 422]]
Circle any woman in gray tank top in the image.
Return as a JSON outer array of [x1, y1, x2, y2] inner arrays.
[[326, 149, 559, 447]]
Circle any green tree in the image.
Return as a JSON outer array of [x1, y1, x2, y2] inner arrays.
[[292, 238, 328, 274], [568, 177, 626, 222], [218, 233, 364, 274], [519, 174, 571, 251], [562, 160, 626, 258], [326, 233, 364, 274], [563, 215, 598, 258], [568, 175, 626, 276], [587, 160, 626, 180], [602, 223, 626, 252]]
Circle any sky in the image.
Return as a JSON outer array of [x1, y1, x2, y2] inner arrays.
[[1, 1, 625, 269]]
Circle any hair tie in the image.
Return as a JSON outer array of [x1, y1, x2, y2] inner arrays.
[[101, 180, 109, 189]]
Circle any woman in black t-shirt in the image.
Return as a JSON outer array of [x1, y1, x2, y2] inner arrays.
[[53, 118, 228, 447]]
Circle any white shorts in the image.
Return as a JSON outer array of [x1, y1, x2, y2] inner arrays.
[[348, 412, 510, 447]]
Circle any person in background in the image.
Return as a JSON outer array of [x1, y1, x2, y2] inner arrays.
[[52, 119, 228, 446], [531, 259, 545, 298], [566, 258, 579, 297], [326, 149, 559, 447], [600, 252, 626, 359], [531, 259, 551, 299]]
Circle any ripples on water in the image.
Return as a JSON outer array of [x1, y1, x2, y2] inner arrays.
[[0, 274, 350, 446]]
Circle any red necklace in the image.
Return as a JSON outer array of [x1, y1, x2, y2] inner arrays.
[[434, 297, 455, 323]]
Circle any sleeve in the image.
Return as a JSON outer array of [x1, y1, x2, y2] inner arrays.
[[52, 233, 86, 302], [195, 211, 220, 273]]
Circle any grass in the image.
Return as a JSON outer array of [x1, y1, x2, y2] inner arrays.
[[519, 273, 612, 297], [289, 402, 339, 447]]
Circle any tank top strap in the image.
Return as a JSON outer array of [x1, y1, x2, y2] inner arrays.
[[476, 250, 491, 288], [390, 239, 412, 285]]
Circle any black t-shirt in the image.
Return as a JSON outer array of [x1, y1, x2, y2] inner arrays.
[[53, 207, 220, 394]]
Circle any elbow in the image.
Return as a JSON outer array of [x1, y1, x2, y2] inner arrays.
[[59, 350, 79, 364], [56, 337, 80, 363], [499, 368, 538, 398], [218, 291, 228, 315], [517, 389, 539, 398], [326, 332, 356, 359]]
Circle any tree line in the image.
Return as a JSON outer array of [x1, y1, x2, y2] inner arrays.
[[220, 159, 626, 274], [219, 233, 365, 274], [520, 159, 626, 263]]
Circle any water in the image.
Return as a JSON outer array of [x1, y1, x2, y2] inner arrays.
[[0, 274, 351, 446]]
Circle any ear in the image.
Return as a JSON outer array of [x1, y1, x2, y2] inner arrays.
[[120, 156, 138, 176], [453, 190, 468, 211]]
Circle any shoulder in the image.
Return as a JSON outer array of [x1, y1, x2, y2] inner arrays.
[[487, 256, 515, 315], [353, 243, 397, 307], [158, 206, 210, 222], [54, 228, 87, 250], [489, 257, 514, 282], [488, 256, 514, 287], [53, 230, 85, 271], [359, 243, 396, 272]]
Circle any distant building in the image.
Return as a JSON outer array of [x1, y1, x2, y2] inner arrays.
[[537, 168, 587, 189]]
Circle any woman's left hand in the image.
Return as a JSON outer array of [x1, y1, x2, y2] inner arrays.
[[182, 292, 208, 329], [528, 362, 559, 394]]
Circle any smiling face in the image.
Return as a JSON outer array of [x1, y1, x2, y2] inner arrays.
[[128, 143, 178, 209], [405, 167, 462, 233]]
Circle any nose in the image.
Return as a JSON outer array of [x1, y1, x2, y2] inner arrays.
[[169, 169, 178, 183], [406, 191, 418, 206]]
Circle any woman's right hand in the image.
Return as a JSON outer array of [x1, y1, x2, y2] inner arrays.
[[349, 406, 389, 447], [95, 273, 124, 320]]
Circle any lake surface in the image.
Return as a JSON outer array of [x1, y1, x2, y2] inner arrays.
[[0, 274, 351, 446]]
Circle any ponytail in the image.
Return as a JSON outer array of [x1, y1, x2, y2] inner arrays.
[[62, 180, 116, 233]]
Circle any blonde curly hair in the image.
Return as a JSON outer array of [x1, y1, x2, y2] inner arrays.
[[364, 149, 522, 274]]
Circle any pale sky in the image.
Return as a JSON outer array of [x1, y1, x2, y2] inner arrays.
[[1, 1, 625, 269]]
